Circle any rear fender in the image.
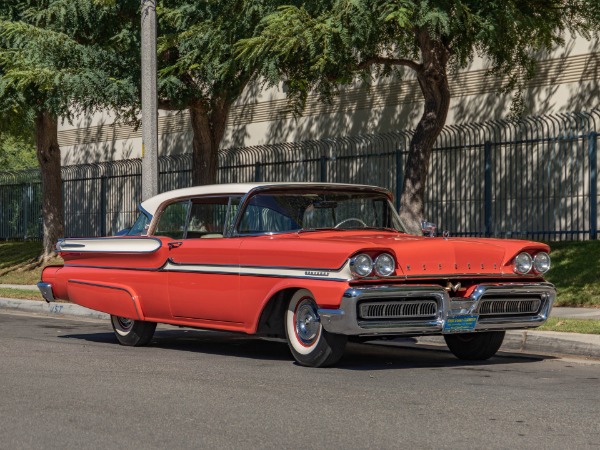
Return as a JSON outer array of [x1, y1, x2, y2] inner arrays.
[[66, 280, 144, 320]]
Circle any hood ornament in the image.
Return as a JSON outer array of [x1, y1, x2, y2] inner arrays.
[[442, 230, 450, 240], [421, 220, 437, 237]]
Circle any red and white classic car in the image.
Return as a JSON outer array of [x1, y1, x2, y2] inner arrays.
[[39, 183, 555, 367]]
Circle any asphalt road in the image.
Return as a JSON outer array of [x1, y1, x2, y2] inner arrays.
[[1, 312, 599, 450]]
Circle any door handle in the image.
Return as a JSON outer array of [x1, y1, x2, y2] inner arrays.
[[168, 241, 183, 249]]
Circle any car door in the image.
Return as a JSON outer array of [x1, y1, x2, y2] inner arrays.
[[158, 196, 244, 323]]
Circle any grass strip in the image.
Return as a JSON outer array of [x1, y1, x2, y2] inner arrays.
[[0, 287, 44, 301], [0, 241, 62, 285], [544, 240, 600, 307], [537, 317, 600, 335]]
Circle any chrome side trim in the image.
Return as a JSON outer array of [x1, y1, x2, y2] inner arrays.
[[57, 237, 162, 254], [163, 259, 353, 281], [318, 282, 556, 336], [37, 282, 56, 303]]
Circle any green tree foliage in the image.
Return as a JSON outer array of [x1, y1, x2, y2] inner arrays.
[[0, 132, 37, 170], [0, 0, 139, 258], [237, 0, 600, 233], [156, 0, 284, 185], [0, 108, 36, 170]]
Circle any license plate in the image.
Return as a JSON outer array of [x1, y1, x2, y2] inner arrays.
[[443, 315, 478, 333]]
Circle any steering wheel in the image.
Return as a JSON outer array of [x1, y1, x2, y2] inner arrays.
[[334, 217, 368, 229]]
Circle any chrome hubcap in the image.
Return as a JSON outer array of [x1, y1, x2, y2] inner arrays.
[[295, 300, 320, 345], [117, 317, 133, 331]]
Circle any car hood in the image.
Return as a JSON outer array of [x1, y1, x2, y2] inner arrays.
[[289, 231, 549, 277]]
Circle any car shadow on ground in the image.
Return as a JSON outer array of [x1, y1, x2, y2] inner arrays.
[[61, 326, 554, 370]]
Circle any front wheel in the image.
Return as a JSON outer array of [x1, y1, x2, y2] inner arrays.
[[444, 331, 505, 360], [110, 315, 157, 347], [285, 290, 347, 367]]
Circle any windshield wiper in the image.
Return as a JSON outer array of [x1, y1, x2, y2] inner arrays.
[[297, 227, 399, 234], [297, 227, 345, 233], [361, 226, 400, 232]]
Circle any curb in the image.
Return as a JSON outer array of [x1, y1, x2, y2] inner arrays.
[[1, 297, 599, 360], [0, 297, 109, 321], [414, 331, 600, 360]]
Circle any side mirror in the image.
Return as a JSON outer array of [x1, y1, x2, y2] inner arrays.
[[421, 221, 437, 237]]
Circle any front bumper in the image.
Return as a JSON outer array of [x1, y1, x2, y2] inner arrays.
[[317, 282, 556, 336]]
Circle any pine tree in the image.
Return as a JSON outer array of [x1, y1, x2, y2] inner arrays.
[[0, 0, 139, 258]]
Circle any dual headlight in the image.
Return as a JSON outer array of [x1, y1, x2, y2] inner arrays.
[[514, 252, 551, 274], [350, 253, 396, 278]]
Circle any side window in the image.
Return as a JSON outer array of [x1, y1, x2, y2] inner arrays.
[[154, 201, 190, 239], [186, 196, 241, 238]]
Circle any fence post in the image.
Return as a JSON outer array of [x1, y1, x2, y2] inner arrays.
[[22, 184, 29, 240], [589, 132, 598, 240], [100, 176, 107, 237], [254, 161, 262, 182], [395, 149, 403, 211], [320, 156, 327, 182], [484, 141, 492, 238]]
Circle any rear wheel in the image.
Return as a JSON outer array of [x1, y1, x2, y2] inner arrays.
[[110, 315, 157, 347], [444, 331, 505, 360], [285, 290, 347, 367]]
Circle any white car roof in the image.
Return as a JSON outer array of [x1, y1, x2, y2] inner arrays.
[[139, 182, 391, 216]]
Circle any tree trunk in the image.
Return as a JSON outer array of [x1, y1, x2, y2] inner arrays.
[[399, 30, 451, 235], [189, 99, 229, 186], [35, 110, 64, 261]]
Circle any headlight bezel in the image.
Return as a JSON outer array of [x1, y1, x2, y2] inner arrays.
[[374, 253, 396, 277], [514, 252, 533, 274], [350, 253, 374, 278], [533, 252, 551, 274]]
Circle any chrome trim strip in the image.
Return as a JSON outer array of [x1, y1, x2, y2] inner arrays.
[[163, 259, 353, 281], [57, 237, 163, 254], [318, 282, 556, 336], [63, 264, 163, 271], [62, 259, 352, 281], [37, 282, 56, 303]]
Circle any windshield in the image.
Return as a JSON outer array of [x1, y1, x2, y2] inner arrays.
[[237, 190, 406, 235], [126, 212, 151, 236]]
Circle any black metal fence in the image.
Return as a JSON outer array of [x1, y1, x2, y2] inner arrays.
[[1, 110, 599, 241]]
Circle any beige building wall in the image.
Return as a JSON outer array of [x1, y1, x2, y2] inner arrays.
[[58, 35, 599, 165]]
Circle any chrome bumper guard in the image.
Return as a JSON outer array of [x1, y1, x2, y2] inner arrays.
[[317, 282, 556, 336], [37, 282, 56, 303]]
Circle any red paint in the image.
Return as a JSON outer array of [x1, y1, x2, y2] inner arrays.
[[42, 230, 549, 335]]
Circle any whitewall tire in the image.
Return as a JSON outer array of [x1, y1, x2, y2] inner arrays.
[[284, 290, 347, 367], [110, 315, 157, 347]]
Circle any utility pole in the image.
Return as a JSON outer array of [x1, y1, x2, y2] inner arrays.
[[141, 0, 158, 201]]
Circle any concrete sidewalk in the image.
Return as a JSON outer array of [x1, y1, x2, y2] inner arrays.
[[1, 288, 599, 360]]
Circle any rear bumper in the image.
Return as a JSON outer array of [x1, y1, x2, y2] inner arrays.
[[318, 282, 556, 336], [37, 282, 56, 303]]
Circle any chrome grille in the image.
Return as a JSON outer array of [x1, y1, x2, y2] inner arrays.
[[359, 300, 438, 320], [479, 297, 542, 316]]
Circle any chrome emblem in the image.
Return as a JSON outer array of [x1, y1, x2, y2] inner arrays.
[[305, 271, 329, 277]]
